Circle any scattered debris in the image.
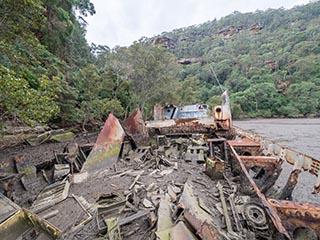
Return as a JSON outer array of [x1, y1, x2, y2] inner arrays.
[[126, 147, 151, 162], [129, 174, 141, 190], [184, 146, 206, 163], [0, 193, 61, 240], [96, 198, 126, 235], [26, 130, 74, 146], [42, 210, 59, 220], [31, 180, 70, 213], [0, 193, 21, 223], [14, 154, 37, 191], [1, 99, 320, 240], [53, 164, 70, 182], [119, 209, 150, 226], [142, 198, 153, 208]]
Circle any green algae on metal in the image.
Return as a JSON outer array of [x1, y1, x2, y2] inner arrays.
[[82, 114, 125, 174]]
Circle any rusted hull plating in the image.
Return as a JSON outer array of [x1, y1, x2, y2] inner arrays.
[[82, 114, 125, 174], [269, 199, 320, 238], [229, 143, 291, 239], [124, 108, 149, 145], [235, 126, 320, 194], [146, 117, 216, 134]]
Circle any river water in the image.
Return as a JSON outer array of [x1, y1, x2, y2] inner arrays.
[[234, 118, 320, 204]]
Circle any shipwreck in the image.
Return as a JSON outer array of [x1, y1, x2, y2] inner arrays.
[[1, 91, 320, 240]]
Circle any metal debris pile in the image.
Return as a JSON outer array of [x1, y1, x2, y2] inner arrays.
[[1, 103, 320, 240], [0, 110, 269, 240]]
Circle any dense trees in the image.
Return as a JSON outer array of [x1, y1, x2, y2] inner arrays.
[[93, 42, 183, 118], [1, 1, 320, 127], [152, 1, 320, 118], [0, 0, 184, 126], [0, 0, 64, 124], [0, 66, 60, 124], [0, 0, 101, 126]]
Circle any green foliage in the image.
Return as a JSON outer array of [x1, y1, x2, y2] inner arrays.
[[127, 42, 182, 114], [81, 99, 124, 123], [287, 82, 320, 115], [207, 95, 223, 106], [231, 103, 244, 119], [100, 42, 182, 118], [178, 75, 200, 105], [150, 1, 320, 118], [0, 66, 60, 125], [0, 0, 96, 126], [39, 0, 95, 64], [2, 0, 320, 128], [72, 64, 125, 124]]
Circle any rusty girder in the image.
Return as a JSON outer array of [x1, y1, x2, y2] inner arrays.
[[229, 143, 291, 239], [146, 117, 217, 135], [228, 137, 320, 239]]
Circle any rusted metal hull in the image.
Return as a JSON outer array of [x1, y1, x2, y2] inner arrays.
[[269, 199, 320, 238], [229, 129, 320, 240], [124, 108, 149, 145], [229, 143, 291, 238], [235, 126, 320, 194], [82, 114, 125, 174], [146, 117, 216, 134], [2, 105, 320, 239]]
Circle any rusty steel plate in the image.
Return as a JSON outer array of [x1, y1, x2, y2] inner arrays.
[[269, 199, 320, 238], [124, 108, 149, 145], [228, 137, 261, 147], [82, 114, 125, 174]]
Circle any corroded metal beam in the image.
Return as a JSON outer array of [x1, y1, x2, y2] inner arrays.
[[146, 117, 216, 134], [228, 143, 291, 239], [229, 138, 320, 239], [234, 126, 320, 194]]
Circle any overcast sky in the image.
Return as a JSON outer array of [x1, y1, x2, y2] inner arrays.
[[84, 0, 310, 48]]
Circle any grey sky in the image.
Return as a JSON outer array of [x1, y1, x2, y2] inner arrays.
[[85, 0, 310, 48]]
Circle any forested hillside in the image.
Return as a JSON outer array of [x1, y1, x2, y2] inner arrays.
[[0, 0, 96, 126], [0, 0, 185, 128], [1, 1, 320, 129], [150, 1, 320, 118]]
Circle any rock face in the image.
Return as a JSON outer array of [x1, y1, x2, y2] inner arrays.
[[177, 57, 205, 65], [152, 36, 176, 49], [218, 23, 263, 39]]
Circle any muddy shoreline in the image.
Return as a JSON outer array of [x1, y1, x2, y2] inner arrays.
[[234, 118, 320, 160]]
